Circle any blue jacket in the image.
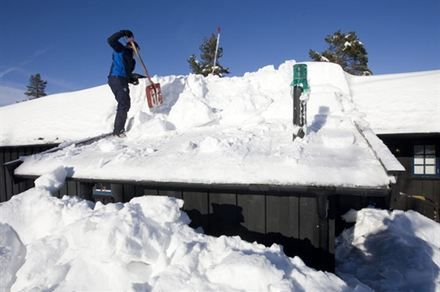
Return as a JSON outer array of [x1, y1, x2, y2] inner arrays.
[[108, 31, 136, 78]]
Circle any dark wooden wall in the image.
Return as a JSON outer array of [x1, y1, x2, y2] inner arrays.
[[124, 186, 337, 270], [0, 145, 57, 203], [379, 134, 440, 221], [68, 183, 387, 271]]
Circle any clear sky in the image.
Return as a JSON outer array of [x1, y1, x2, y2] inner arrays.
[[1, 0, 439, 97]]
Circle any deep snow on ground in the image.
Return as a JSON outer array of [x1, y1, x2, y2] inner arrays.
[[7, 61, 401, 188], [0, 168, 439, 291], [0, 168, 349, 292], [337, 208, 440, 292]]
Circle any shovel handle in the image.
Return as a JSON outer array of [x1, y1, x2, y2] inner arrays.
[[130, 41, 159, 102], [130, 41, 155, 85]]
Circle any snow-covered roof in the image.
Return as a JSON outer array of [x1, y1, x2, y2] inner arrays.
[[2, 61, 402, 188], [349, 70, 440, 135], [1, 64, 438, 147], [0, 86, 115, 146]]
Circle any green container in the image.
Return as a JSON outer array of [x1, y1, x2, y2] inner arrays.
[[291, 64, 309, 91]]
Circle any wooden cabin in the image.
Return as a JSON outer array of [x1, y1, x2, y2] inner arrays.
[[2, 63, 437, 272]]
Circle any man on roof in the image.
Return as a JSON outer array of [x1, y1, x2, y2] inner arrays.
[[107, 29, 139, 138]]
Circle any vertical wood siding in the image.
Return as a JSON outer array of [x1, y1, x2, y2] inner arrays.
[[1, 145, 57, 202]]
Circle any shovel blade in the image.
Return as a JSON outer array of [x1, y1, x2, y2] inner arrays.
[[146, 83, 163, 108]]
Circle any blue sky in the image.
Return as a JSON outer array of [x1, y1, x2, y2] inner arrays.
[[1, 0, 439, 97]]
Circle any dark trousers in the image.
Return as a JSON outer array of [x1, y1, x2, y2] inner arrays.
[[108, 76, 130, 134]]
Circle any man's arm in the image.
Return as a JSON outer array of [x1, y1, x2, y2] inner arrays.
[[107, 30, 133, 52]]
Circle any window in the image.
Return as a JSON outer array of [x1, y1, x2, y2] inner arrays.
[[93, 183, 112, 195], [413, 145, 437, 175]]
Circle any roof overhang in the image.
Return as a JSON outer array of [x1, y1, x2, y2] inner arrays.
[[11, 171, 391, 197]]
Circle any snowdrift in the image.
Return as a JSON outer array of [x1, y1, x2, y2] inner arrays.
[[337, 208, 440, 291], [0, 168, 348, 291], [1, 167, 439, 291]]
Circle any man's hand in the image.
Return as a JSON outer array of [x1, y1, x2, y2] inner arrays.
[[121, 29, 134, 38]]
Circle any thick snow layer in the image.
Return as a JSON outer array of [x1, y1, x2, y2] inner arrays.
[[0, 169, 349, 292], [357, 127, 405, 173], [10, 61, 398, 188], [2, 65, 438, 145], [1, 169, 439, 291], [349, 70, 440, 134], [0, 86, 114, 145]]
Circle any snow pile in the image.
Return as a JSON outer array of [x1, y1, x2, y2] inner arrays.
[[2, 169, 440, 291], [12, 61, 396, 188], [0, 168, 349, 291], [1, 63, 438, 143], [0, 62, 292, 146], [130, 62, 293, 133], [337, 208, 440, 291]]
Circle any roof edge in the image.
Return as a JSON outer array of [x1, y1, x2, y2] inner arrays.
[[13, 173, 391, 197]]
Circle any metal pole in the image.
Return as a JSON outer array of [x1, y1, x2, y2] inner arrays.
[[212, 26, 221, 74], [293, 86, 303, 127]]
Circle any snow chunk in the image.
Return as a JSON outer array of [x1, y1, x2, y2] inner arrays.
[[206, 251, 289, 291], [34, 166, 67, 193], [168, 75, 215, 129], [168, 96, 215, 129], [0, 223, 26, 292], [97, 139, 122, 152]]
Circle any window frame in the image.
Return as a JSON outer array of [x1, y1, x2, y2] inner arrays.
[[413, 144, 438, 176]]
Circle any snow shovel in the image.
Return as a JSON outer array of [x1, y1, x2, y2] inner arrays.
[[130, 41, 163, 108]]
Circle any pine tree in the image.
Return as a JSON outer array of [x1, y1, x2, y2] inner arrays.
[[25, 73, 47, 99], [309, 30, 372, 75], [188, 33, 229, 77]]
